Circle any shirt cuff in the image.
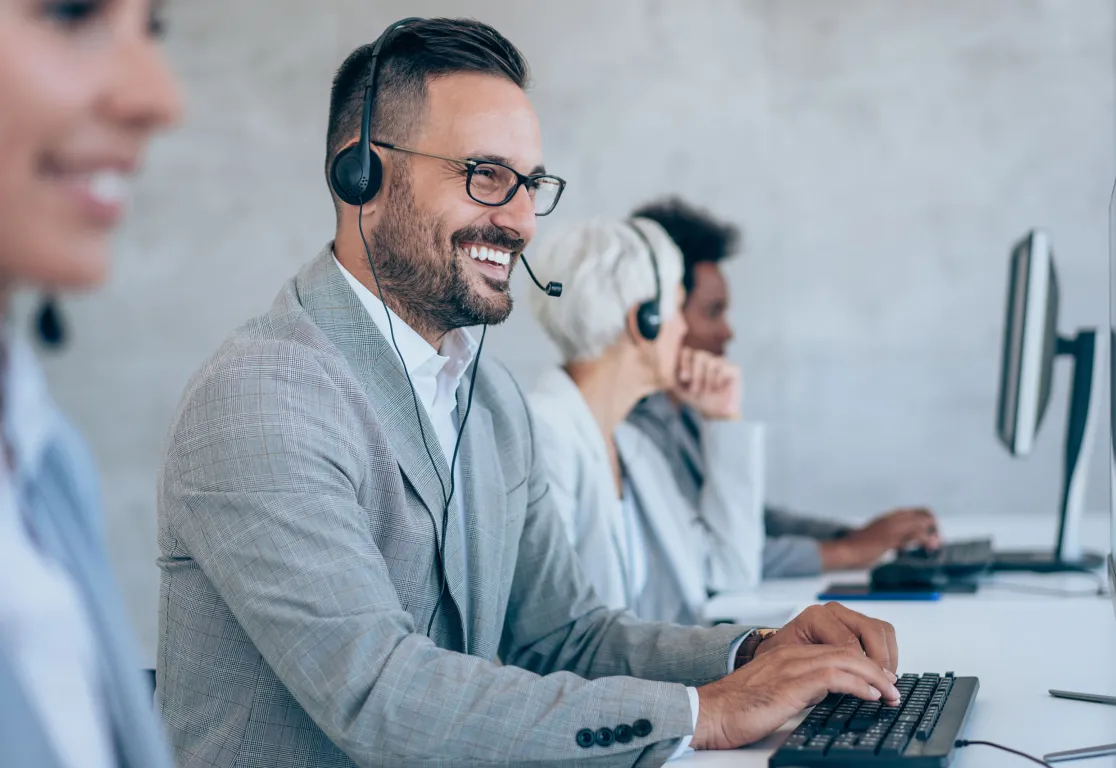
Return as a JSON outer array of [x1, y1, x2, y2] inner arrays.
[[667, 687, 701, 761], [670, 631, 755, 759], [728, 630, 755, 673]]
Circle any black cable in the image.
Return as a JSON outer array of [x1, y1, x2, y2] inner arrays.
[[428, 326, 485, 645], [356, 200, 484, 651], [956, 739, 1053, 766]]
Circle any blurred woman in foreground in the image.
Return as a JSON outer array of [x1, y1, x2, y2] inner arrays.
[[0, 1, 181, 765]]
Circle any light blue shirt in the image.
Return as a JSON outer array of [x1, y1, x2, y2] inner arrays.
[[0, 339, 113, 768]]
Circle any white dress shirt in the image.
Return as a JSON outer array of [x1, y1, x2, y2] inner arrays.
[[335, 257, 478, 639], [617, 478, 649, 606], [0, 339, 113, 768]]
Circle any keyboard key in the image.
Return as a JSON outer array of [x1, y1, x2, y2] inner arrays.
[[846, 716, 877, 732]]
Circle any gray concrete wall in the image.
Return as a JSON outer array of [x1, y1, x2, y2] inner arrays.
[[29, 0, 1115, 657]]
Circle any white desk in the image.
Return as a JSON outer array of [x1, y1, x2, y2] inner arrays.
[[683, 514, 1116, 766]]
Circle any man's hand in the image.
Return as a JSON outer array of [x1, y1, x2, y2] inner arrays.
[[672, 348, 741, 421], [819, 507, 940, 571], [692, 645, 901, 750], [755, 603, 899, 673]]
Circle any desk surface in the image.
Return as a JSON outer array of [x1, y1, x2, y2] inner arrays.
[[684, 513, 1116, 767]]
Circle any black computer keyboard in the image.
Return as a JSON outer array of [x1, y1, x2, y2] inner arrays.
[[871, 539, 994, 590], [769, 672, 979, 767], [937, 540, 993, 565]]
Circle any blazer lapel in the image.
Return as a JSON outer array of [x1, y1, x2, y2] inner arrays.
[[296, 247, 452, 534], [453, 378, 506, 658], [615, 424, 708, 610], [532, 368, 634, 582]]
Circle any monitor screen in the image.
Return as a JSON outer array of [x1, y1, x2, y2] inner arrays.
[[1109, 178, 1116, 600]]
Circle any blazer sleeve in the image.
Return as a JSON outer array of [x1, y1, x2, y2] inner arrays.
[[698, 420, 767, 593], [161, 345, 710, 767], [765, 506, 852, 541]]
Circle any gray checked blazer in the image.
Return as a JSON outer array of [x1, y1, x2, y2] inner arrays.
[[156, 245, 748, 767]]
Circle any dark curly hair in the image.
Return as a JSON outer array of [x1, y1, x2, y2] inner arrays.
[[631, 197, 741, 294]]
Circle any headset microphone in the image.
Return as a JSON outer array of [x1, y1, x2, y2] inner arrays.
[[519, 255, 562, 297]]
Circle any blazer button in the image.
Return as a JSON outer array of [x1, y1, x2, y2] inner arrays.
[[576, 728, 595, 748], [595, 727, 615, 747], [632, 718, 653, 738], [614, 723, 634, 743]]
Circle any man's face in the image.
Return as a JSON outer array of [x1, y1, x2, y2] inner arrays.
[[370, 72, 543, 333], [682, 262, 734, 356]]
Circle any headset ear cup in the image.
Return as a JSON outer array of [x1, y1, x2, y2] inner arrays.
[[636, 301, 661, 341], [331, 147, 386, 207], [330, 147, 364, 206], [364, 151, 384, 201]]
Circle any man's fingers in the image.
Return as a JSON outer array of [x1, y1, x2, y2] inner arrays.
[[827, 602, 898, 672], [818, 649, 901, 702], [797, 659, 898, 707], [884, 508, 938, 549], [797, 605, 862, 647], [800, 604, 897, 673]]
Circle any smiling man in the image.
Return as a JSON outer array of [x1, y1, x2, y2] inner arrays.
[[156, 18, 902, 767]]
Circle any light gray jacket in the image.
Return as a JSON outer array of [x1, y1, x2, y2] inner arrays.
[[156, 246, 747, 767], [529, 368, 763, 625], [627, 394, 850, 578]]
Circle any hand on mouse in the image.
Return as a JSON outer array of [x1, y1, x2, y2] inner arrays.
[[819, 507, 940, 571]]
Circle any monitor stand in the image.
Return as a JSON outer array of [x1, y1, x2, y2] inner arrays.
[[992, 330, 1106, 573]]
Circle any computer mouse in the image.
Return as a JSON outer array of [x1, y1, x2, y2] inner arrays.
[[901, 545, 936, 559], [871, 561, 950, 590]]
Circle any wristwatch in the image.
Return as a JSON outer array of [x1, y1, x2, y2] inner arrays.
[[734, 628, 778, 669]]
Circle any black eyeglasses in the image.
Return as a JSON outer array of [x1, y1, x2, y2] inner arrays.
[[373, 141, 566, 216]]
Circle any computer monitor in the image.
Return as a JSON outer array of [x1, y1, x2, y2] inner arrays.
[[1109, 178, 1116, 608], [996, 231, 1058, 455], [1035, 183, 1116, 766], [995, 229, 1105, 572]]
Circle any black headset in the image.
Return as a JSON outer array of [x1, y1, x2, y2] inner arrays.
[[329, 18, 561, 650], [329, 17, 420, 208], [628, 219, 663, 341]]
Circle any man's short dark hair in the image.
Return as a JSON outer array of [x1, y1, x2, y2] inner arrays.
[[326, 18, 530, 185], [632, 197, 741, 294]]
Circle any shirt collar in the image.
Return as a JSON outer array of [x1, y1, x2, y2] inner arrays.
[[2, 335, 61, 481], [333, 253, 479, 399]]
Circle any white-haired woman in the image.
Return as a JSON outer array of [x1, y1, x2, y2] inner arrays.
[[529, 217, 764, 625]]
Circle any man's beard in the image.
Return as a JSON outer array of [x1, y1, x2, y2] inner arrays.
[[369, 168, 521, 339]]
